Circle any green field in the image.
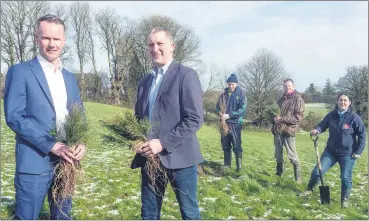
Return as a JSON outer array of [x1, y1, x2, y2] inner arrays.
[[1, 102, 368, 219], [305, 103, 331, 117]]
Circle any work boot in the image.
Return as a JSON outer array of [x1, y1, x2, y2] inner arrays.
[[276, 163, 284, 176], [341, 198, 349, 208], [299, 190, 313, 197], [293, 163, 302, 184], [235, 152, 242, 171], [223, 151, 231, 168]]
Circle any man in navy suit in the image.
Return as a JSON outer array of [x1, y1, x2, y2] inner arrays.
[[4, 14, 86, 220], [132, 27, 204, 220]]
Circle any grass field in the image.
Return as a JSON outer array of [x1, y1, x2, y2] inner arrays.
[[1, 102, 368, 220], [305, 103, 331, 117]]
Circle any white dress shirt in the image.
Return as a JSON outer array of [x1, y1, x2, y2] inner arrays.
[[37, 55, 68, 132]]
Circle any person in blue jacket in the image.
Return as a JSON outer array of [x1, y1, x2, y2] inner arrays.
[[4, 14, 86, 219], [216, 73, 247, 171], [300, 93, 366, 208]]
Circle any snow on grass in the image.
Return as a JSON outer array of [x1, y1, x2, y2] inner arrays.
[[107, 210, 119, 215]]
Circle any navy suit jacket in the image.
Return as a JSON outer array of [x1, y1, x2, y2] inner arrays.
[[131, 61, 204, 169], [4, 57, 83, 174]]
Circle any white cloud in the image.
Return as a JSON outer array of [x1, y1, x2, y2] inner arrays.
[[198, 2, 368, 90]]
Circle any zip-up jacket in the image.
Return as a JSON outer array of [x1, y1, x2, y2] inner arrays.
[[272, 90, 305, 136], [315, 108, 366, 156], [215, 86, 247, 125]]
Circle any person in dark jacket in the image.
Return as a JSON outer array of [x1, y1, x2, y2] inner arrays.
[[272, 79, 305, 183], [300, 93, 366, 208], [216, 73, 247, 171]]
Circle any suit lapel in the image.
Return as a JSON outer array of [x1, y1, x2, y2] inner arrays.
[[29, 57, 55, 112], [142, 76, 154, 117], [155, 61, 178, 101]]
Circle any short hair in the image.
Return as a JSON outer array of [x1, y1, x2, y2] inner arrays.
[[35, 14, 66, 33], [148, 27, 174, 43], [337, 92, 351, 101], [283, 78, 294, 84], [335, 92, 352, 110]]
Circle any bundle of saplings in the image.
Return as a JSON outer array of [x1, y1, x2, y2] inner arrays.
[[218, 93, 229, 136], [103, 110, 168, 194], [51, 104, 87, 207]]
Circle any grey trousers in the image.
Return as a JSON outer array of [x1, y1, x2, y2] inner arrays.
[[274, 134, 300, 165]]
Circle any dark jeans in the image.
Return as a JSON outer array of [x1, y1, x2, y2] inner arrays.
[[141, 164, 201, 220], [14, 171, 72, 220], [221, 123, 242, 153], [307, 150, 357, 200]]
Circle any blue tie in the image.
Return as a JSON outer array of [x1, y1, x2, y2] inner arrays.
[[149, 68, 163, 121]]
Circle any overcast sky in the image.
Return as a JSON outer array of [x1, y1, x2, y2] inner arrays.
[[15, 1, 369, 91]]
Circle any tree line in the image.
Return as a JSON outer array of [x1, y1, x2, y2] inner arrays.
[[1, 1, 367, 127], [1, 1, 202, 107], [300, 66, 368, 124]]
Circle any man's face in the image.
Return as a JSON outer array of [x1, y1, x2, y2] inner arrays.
[[283, 80, 295, 94], [35, 21, 66, 63], [147, 31, 175, 67], [227, 82, 237, 92]]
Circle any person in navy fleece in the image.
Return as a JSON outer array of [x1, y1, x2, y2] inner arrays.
[[300, 93, 366, 208], [215, 73, 247, 171]]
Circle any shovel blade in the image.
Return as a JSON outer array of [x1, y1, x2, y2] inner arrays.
[[319, 185, 330, 204]]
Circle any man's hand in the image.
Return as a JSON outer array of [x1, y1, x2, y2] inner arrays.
[[74, 143, 86, 161], [50, 142, 76, 165], [222, 114, 230, 120], [310, 129, 319, 135], [351, 154, 361, 159], [218, 112, 223, 118], [135, 139, 163, 158]]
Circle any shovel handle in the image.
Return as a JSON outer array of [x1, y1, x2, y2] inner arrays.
[[311, 134, 325, 186], [315, 147, 322, 172], [310, 133, 319, 143]]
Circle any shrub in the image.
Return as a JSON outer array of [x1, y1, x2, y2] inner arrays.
[[300, 111, 322, 131]]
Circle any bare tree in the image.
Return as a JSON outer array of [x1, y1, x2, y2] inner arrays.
[[95, 8, 115, 77], [28, 1, 50, 58], [86, 15, 97, 75], [1, 1, 16, 67], [132, 15, 202, 77], [237, 48, 288, 126], [122, 15, 202, 106], [217, 66, 232, 89], [198, 62, 223, 93], [198, 62, 220, 120], [69, 1, 92, 101], [95, 7, 135, 106], [1, 1, 49, 65], [336, 65, 368, 124], [50, 3, 73, 68]]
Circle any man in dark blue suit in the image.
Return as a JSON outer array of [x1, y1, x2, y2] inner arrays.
[[131, 27, 204, 220], [4, 14, 86, 220]]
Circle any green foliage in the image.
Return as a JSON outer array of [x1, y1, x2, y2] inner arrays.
[[264, 101, 280, 124], [1, 102, 368, 220], [102, 110, 151, 145], [52, 104, 87, 146], [336, 65, 368, 126], [322, 78, 336, 104], [203, 91, 221, 121], [250, 100, 280, 127], [300, 111, 322, 131]]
